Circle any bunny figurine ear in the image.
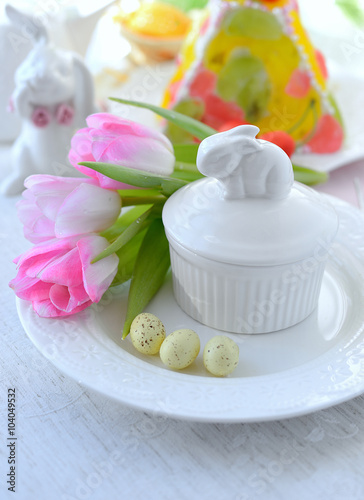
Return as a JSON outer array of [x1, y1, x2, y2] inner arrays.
[[5, 4, 48, 45]]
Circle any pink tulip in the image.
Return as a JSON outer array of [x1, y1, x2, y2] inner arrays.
[[17, 175, 121, 244], [68, 113, 175, 189], [9, 235, 118, 318]]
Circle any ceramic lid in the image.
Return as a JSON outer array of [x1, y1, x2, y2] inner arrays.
[[162, 125, 339, 266]]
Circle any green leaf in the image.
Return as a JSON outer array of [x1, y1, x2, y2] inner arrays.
[[118, 188, 161, 198], [174, 161, 200, 173], [293, 165, 328, 186], [122, 219, 170, 339], [165, 98, 205, 143], [160, 177, 189, 196], [92, 207, 153, 263], [109, 97, 217, 140], [101, 205, 152, 240], [173, 143, 199, 163], [336, 0, 364, 26], [79, 161, 188, 196], [170, 168, 204, 182], [118, 189, 167, 207], [111, 231, 146, 287]]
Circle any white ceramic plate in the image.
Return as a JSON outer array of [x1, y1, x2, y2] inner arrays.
[[17, 195, 364, 422]]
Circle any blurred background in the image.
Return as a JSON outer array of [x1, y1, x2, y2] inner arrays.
[[2, 0, 363, 101], [1, 0, 364, 185]]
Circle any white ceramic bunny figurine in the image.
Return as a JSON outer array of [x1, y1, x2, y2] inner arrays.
[[197, 125, 294, 200], [1, 5, 96, 196]]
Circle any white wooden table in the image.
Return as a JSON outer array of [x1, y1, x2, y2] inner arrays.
[[1, 154, 364, 500], [2, 1, 364, 497]]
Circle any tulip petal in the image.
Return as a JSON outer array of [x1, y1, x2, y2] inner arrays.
[[17, 191, 41, 228], [33, 297, 91, 317], [36, 195, 70, 221], [77, 235, 118, 302], [29, 177, 97, 221], [23, 251, 63, 278], [87, 113, 174, 152], [54, 184, 121, 238], [69, 283, 91, 305], [15, 237, 78, 269], [95, 174, 131, 191], [38, 247, 83, 287], [33, 298, 66, 317], [69, 127, 93, 159], [9, 273, 52, 301], [24, 215, 55, 243], [69, 149, 99, 180], [24, 175, 95, 191], [49, 284, 71, 311], [92, 135, 175, 176], [49, 283, 90, 312]]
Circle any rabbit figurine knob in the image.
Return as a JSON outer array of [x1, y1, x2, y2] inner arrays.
[[196, 125, 294, 200], [1, 5, 96, 196]]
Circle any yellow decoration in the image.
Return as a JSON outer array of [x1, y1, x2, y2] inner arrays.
[[115, 2, 191, 38]]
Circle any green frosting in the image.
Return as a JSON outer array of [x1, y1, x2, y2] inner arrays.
[[216, 50, 271, 122], [223, 7, 283, 40]]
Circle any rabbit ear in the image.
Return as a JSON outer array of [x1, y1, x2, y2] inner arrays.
[[6, 4, 48, 45]]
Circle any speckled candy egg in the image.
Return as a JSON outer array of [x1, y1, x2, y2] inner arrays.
[[203, 336, 239, 376], [130, 313, 166, 355], [160, 329, 200, 370]]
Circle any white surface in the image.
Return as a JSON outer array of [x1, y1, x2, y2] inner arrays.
[[2, 5, 364, 498], [1, 65, 364, 500], [16, 195, 364, 421]]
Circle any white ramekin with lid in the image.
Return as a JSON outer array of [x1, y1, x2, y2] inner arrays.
[[162, 125, 339, 334]]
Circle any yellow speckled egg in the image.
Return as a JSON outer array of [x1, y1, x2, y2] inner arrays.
[[203, 336, 239, 377], [130, 313, 166, 355], [160, 329, 200, 370]]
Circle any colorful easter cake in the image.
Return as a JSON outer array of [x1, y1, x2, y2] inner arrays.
[[162, 0, 344, 154]]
